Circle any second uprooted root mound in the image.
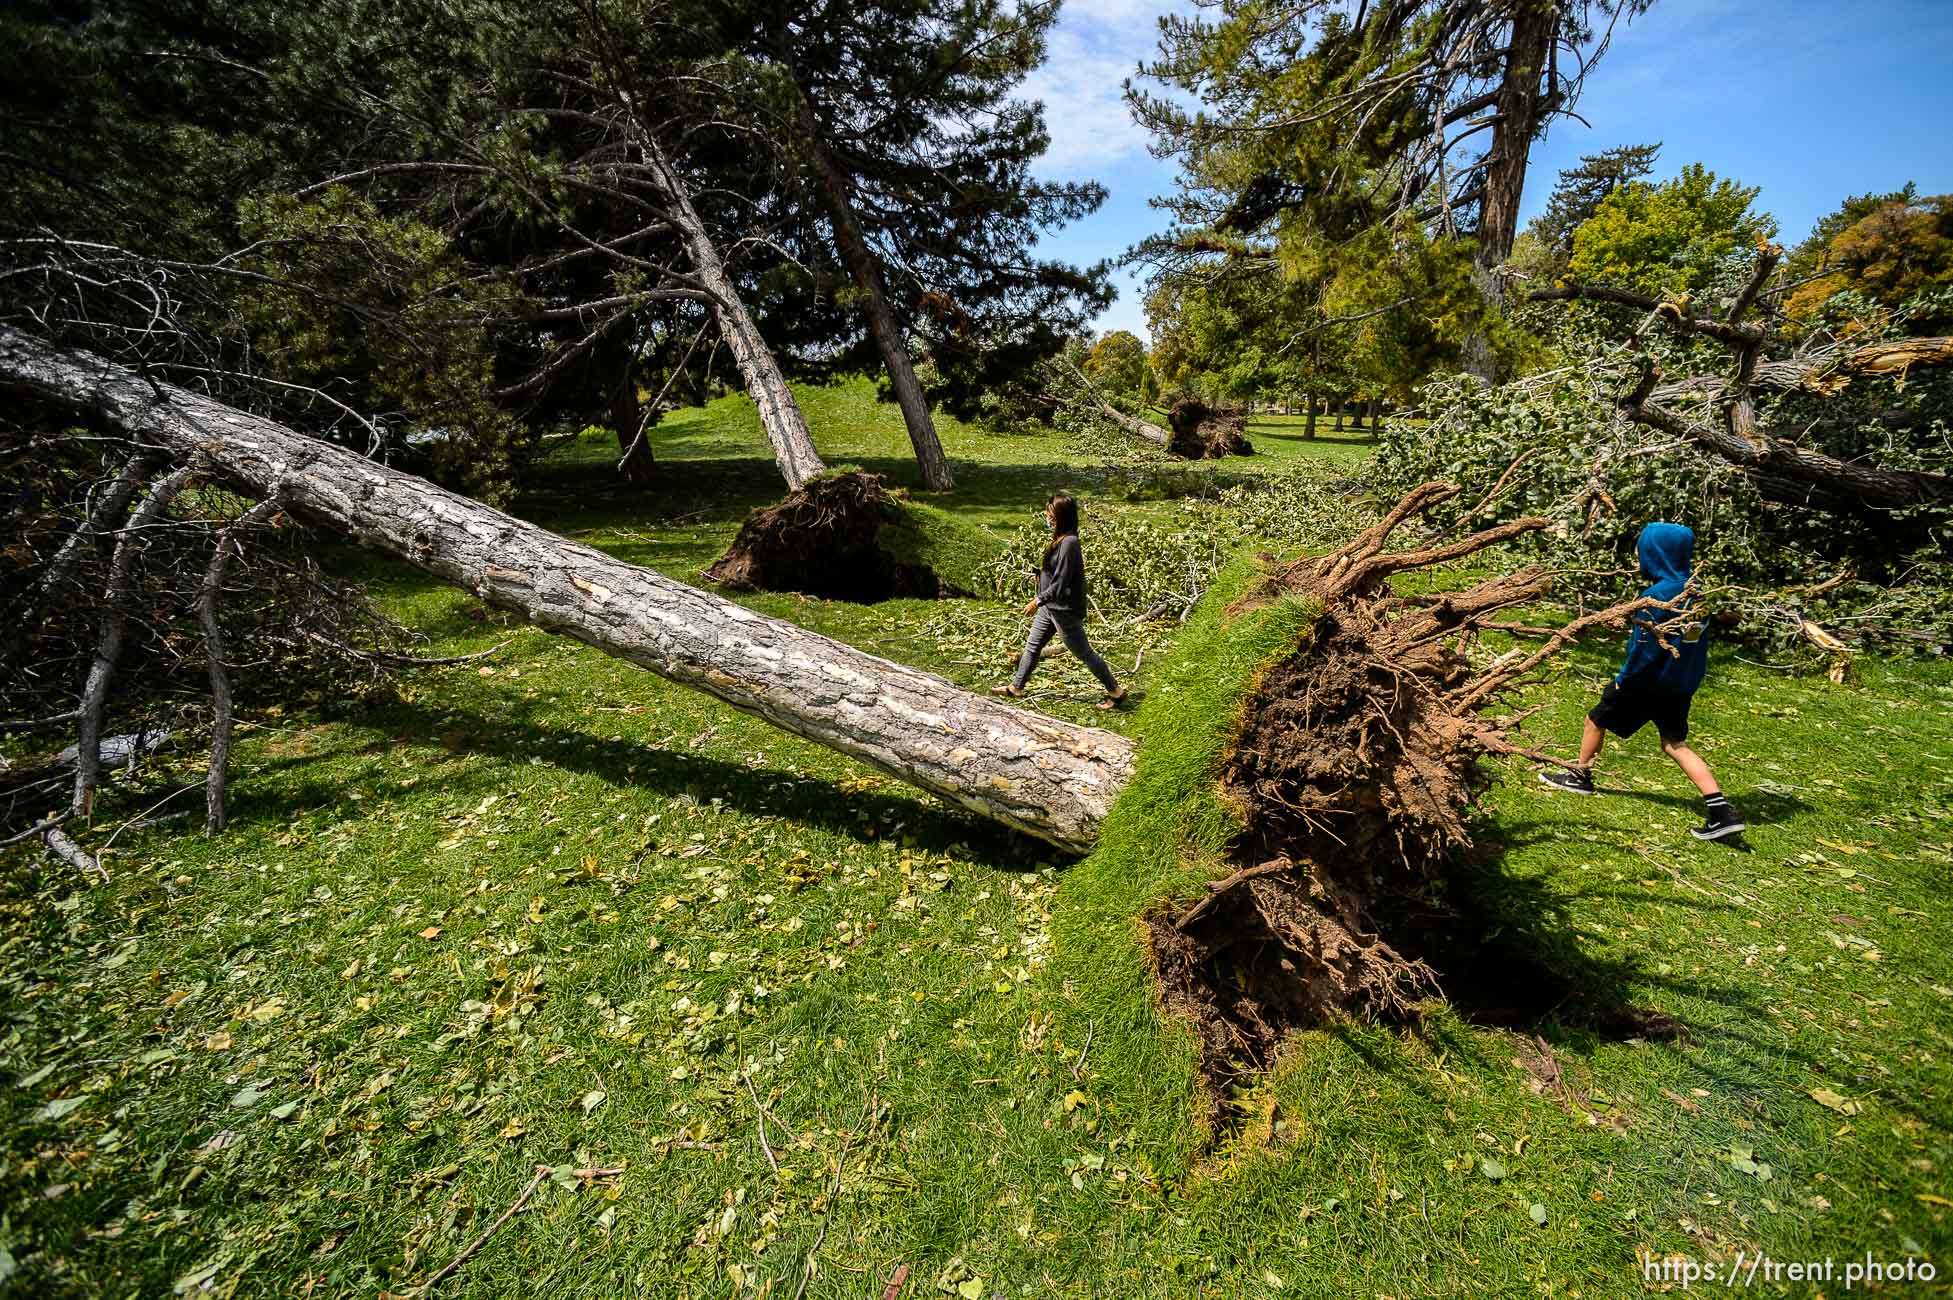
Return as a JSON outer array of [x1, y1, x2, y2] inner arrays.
[[704, 470, 972, 603], [1166, 398, 1255, 459]]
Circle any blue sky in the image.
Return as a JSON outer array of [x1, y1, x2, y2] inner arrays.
[[1021, 0, 1953, 341]]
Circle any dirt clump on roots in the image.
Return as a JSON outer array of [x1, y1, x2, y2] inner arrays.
[[1166, 398, 1255, 459], [1146, 482, 1684, 1126], [703, 471, 955, 603]]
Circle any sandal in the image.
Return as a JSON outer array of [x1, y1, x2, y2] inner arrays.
[[1097, 688, 1128, 711], [991, 683, 1023, 698]]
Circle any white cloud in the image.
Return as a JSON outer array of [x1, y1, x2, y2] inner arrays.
[[1020, 2, 1189, 179]]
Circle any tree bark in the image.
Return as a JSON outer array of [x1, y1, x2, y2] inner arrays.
[[1096, 398, 1172, 448], [789, 78, 956, 492], [1064, 361, 1171, 448], [1477, 2, 1555, 275], [72, 462, 196, 819], [1463, 0, 1557, 382], [0, 328, 1131, 853], [1618, 358, 1950, 514], [637, 135, 827, 490], [200, 497, 283, 833], [1304, 397, 1317, 440], [1648, 336, 1953, 405]]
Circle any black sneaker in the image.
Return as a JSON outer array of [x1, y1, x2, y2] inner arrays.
[[1690, 806, 1747, 841], [1537, 767, 1595, 795]]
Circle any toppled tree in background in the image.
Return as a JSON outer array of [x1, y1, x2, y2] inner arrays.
[[1164, 398, 1255, 460]]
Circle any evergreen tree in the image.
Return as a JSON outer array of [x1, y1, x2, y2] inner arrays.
[[739, 0, 1111, 449], [1565, 162, 1776, 299], [1129, 0, 1655, 379], [1530, 142, 1662, 252]]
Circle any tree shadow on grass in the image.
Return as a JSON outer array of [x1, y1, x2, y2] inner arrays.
[[224, 693, 1053, 871], [512, 451, 1296, 533], [1368, 820, 1788, 1078]]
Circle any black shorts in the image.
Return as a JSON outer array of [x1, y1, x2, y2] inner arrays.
[[1589, 681, 1693, 743]]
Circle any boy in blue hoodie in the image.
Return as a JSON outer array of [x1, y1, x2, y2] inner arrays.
[[1537, 522, 1746, 841]]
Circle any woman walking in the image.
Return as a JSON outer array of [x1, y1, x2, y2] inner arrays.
[[993, 494, 1127, 709]]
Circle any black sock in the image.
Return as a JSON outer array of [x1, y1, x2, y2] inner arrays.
[[1703, 792, 1731, 818]]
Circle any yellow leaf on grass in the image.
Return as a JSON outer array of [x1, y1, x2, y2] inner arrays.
[[420, 926, 442, 940], [500, 1117, 526, 1139], [1808, 1087, 1861, 1116], [203, 1031, 233, 1051]]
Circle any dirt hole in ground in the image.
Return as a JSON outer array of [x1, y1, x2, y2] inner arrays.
[[1147, 589, 1684, 1133], [703, 470, 951, 603]]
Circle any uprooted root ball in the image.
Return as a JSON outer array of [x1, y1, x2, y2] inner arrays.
[[1145, 485, 1681, 1124], [704, 471, 958, 603], [1166, 399, 1255, 459]]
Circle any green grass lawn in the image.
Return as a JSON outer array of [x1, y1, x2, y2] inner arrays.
[[3, 380, 1950, 1298], [1240, 413, 1382, 472]]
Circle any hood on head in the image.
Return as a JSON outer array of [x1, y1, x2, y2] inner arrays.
[[1636, 521, 1694, 584]]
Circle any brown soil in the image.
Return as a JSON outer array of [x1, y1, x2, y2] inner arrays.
[[1147, 485, 1685, 1128], [702, 471, 945, 603], [1166, 398, 1254, 459]]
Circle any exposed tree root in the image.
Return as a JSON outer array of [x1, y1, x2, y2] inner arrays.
[[702, 470, 958, 602], [1166, 398, 1255, 459], [1151, 482, 1680, 1125]]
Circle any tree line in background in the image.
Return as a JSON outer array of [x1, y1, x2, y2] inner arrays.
[[1, 0, 1112, 500]]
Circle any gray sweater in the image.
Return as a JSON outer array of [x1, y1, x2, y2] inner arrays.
[[1036, 535, 1087, 615]]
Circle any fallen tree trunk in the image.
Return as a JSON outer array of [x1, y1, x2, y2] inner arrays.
[[1533, 268, 1953, 514], [1062, 360, 1172, 449], [1622, 358, 1951, 512], [0, 327, 1128, 853], [1099, 398, 1173, 448], [1652, 335, 1953, 405]]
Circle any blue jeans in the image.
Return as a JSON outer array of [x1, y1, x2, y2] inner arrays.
[[1012, 607, 1120, 694]]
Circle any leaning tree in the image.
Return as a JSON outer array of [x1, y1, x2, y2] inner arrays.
[[0, 0, 835, 492]]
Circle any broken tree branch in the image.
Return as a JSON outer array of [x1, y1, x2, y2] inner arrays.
[[73, 461, 196, 819], [199, 496, 284, 833]]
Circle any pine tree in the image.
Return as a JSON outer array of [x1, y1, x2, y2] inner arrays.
[[739, 0, 1111, 440], [1531, 142, 1663, 252], [1129, 0, 1656, 380]]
